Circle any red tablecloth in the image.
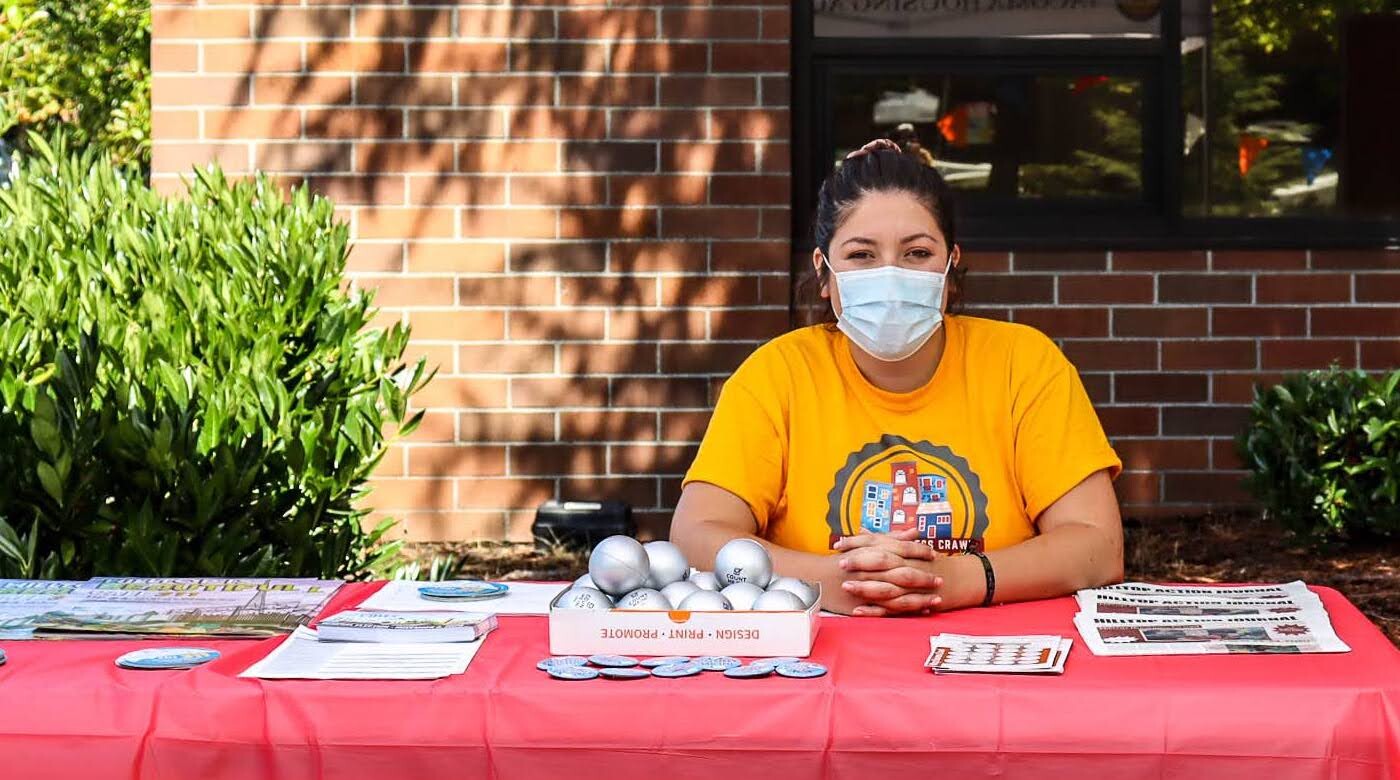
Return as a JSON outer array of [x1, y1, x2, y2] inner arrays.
[[1, 582, 1397, 780]]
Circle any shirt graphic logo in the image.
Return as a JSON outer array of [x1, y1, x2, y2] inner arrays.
[[825, 434, 988, 553]]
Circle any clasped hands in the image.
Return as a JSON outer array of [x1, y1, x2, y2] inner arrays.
[[833, 527, 951, 617]]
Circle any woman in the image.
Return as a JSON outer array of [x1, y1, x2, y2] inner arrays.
[[670, 140, 1124, 616]]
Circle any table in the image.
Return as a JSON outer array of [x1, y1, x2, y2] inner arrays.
[[1, 582, 1396, 780]]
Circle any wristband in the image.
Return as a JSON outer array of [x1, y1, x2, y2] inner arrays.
[[970, 551, 995, 607]]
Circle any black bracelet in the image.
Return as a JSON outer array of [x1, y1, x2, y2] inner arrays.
[[970, 551, 996, 607]]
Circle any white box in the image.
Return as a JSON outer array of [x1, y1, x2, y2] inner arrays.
[[547, 585, 822, 657]]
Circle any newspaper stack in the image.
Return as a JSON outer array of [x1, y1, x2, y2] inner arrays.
[[925, 633, 1072, 674], [1073, 581, 1350, 656]]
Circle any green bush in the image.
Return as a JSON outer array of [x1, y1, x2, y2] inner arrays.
[[0, 1, 151, 166], [1239, 367, 1400, 541], [0, 135, 432, 579]]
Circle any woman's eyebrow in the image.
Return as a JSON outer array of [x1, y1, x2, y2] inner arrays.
[[840, 236, 877, 247], [902, 232, 941, 244]]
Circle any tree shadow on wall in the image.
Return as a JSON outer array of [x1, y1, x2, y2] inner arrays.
[[206, 5, 792, 542]]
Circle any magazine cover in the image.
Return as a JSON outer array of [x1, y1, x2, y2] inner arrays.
[[0, 580, 84, 639]]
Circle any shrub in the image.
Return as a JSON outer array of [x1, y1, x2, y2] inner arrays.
[[0, 135, 432, 579], [0, 1, 151, 166], [1239, 367, 1400, 541]]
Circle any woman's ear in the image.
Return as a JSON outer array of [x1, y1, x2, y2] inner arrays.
[[812, 248, 830, 299], [949, 244, 961, 270]]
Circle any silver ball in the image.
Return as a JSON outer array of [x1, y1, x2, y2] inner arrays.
[[615, 588, 672, 611], [687, 570, 721, 591], [678, 590, 733, 611], [660, 580, 700, 606], [720, 582, 765, 611], [643, 541, 690, 588], [752, 589, 807, 611], [766, 577, 818, 608], [588, 535, 651, 596], [714, 539, 773, 589], [573, 573, 598, 590], [555, 586, 614, 611]]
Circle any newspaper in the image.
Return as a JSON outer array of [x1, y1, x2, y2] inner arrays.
[[1091, 580, 1316, 602], [1076, 590, 1325, 620], [34, 577, 343, 638], [1074, 612, 1350, 655], [0, 580, 83, 639], [240, 626, 485, 680]]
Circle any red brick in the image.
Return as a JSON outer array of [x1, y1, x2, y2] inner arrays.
[[559, 9, 658, 39], [610, 42, 709, 73], [561, 411, 658, 442], [559, 208, 659, 239], [1161, 406, 1250, 436], [660, 76, 757, 107], [610, 444, 700, 474], [156, 142, 251, 174], [155, 76, 250, 107], [411, 377, 509, 409], [406, 310, 506, 342], [1113, 472, 1160, 505], [509, 175, 607, 207], [559, 76, 656, 107], [203, 41, 300, 74], [607, 310, 709, 341], [1114, 373, 1208, 403], [255, 7, 350, 38], [1211, 439, 1244, 471], [1311, 307, 1400, 337], [561, 142, 657, 173], [457, 75, 555, 106], [510, 43, 609, 73], [760, 75, 790, 107], [458, 412, 555, 443], [508, 310, 607, 341], [1212, 250, 1307, 270], [254, 142, 353, 174], [1360, 339, 1400, 369], [1113, 250, 1208, 271], [508, 108, 605, 140], [408, 242, 506, 274], [509, 242, 607, 273], [253, 76, 350, 105], [1159, 274, 1252, 303], [1112, 307, 1207, 338], [662, 142, 757, 172], [661, 208, 760, 239], [611, 241, 707, 272], [968, 274, 1054, 305], [711, 241, 788, 273], [306, 109, 403, 140], [357, 75, 454, 106], [1162, 472, 1251, 505], [405, 175, 506, 207], [152, 42, 199, 73], [356, 142, 455, 174], [1115, 438, 1211, 471], [458, 8, 557, 39], [609, 175, 708, 207], [358, 206, 455, 239], [609, 109, 709, 140], [559, 343, 660, 374], [1356, 274, 1400, 302], [1311, 249, 1400, 270], [407, 446, 508, 477], [1014, 307, 1109, 338], [512, 377, 610, 408], [560, 477, 658, 508], [460, 208, 556, 239], [559, 275, 656, 307], [661, 9, 759, 38], [711, 43, 788, 72], [1255, 273, 1352, 303], [710, 309, 789, 340], [1097, 406, 1160, 437], [1161, 340, 1257, 370], [761, 8, 791, 38], [455, 478, 557, 510], [1259, 339, 1356, 369], [661, 410, 712, 441], [1080, 373, 1112, 404], [1211, 372, 1288, 404], [346, 241, 404, 273], [353, 7, 453, 39], [1058, 274, 1154, 304], [152, 111, 199, 140], [458, 276, 557, 307], [709, 174, 790, 205], [510, 445, 607, 476], [960, 252, 1011, 273], [153, 8, 251, 39], [1014, 252, 1107, 272], [358, 276, 455, 308], [1211, 307, 1306, 337], [457, 343, 556, 375], [459, 142, 558, 173], [660, 342, 756, 374], [305, 41, 404, 73], [708, 109, 788, 142], [1062, 340, 1158, 371], [366, 478, 454, 511], [397, 411, 456, 443], [611, 377, 710, 408], [409, 42, 508, 73]]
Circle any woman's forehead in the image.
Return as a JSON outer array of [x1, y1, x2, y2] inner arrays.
[[834, 191, 944, 242]]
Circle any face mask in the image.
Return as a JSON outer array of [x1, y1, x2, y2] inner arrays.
[[825, 259, 949, 362]]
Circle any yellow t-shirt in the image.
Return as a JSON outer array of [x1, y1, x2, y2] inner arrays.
[[682, 315, 1121, 555]]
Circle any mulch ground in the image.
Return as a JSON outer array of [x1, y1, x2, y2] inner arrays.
[[422, 513, 1400, 647]]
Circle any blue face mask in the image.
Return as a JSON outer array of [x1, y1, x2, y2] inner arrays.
[[825, 259, 949, 362]]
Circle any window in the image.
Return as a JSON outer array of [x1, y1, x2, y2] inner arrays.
[[794, 1, 1400, 248]]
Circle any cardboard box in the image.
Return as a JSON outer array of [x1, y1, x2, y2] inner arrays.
[[548, 584, 822, 657]]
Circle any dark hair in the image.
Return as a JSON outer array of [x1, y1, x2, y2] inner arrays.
[[798, 150, 966, 326]]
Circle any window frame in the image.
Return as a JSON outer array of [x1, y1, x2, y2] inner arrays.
[[790, 1, 1400, 251]]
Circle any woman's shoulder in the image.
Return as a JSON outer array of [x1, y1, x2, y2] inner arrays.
[[728, 325, 841, 391], [953, 315, 1073, 375]]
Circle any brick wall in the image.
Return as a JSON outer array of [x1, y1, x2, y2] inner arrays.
[[151, 2, 1398, 541]]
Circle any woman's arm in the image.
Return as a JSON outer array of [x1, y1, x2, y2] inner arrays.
[[840, 469, 1123, 614], [670, 481, 937, 615]]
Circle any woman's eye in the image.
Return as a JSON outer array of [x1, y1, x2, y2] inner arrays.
[[908, 248, 932, 258]]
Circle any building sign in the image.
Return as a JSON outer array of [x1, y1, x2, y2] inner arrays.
[[814, 0, 1163, 38]]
